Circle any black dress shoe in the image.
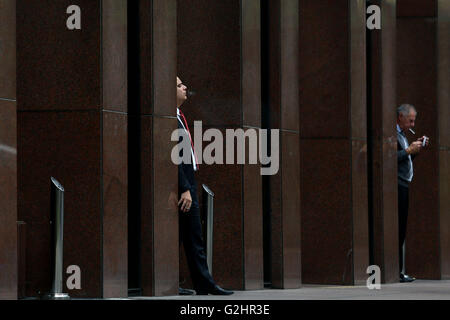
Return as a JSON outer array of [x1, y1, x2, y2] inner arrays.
[[196, 285, 234, 295], [400, 273, 416, 283], [179, 287, 195, 295]]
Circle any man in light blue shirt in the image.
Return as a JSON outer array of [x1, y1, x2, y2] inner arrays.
[[396, 104, 429, 283]]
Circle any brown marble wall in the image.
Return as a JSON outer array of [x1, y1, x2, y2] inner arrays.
[[397, 0, 437, 17], [396, 1, 441, 279], [267, 0, 301, 289], [299, 0, 369, 285], [368, 0, 399, 283], [178, 0, 264, 290], [16, 0, 128, 297], [438, 0, 450, 280], [0, 0, 17, 300], [136, 0, 179, 297]]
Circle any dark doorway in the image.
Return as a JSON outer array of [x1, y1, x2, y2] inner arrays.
[[127, 0, 142, 296], [261, 0, 272, 288]]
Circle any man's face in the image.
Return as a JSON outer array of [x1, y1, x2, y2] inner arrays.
[[398, 111, 417, 131], [177, 77, 188, 107]]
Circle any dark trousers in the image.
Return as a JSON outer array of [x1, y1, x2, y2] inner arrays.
[[398, 184, 409, 273], [179, 205, 216, 291]]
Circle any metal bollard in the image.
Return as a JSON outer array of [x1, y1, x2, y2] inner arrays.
[[202, 184, 214, 274], [402, 242, 406, 274], [44, 177, 70, 300]]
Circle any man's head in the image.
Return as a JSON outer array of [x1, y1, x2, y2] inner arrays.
[[177, 77, 188, 108], [397, 104, 417, 131]]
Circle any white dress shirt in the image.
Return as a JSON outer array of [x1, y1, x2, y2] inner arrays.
[[177, 108, 198, 171], [397, 124, 413, 182]]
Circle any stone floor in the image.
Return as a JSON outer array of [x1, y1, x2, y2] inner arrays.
[[128, 280, 450, 300]]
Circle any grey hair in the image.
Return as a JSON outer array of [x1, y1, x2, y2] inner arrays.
[[397, 104, 417, 117]]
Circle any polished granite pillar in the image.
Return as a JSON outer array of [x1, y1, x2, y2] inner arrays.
[[178, 0, 264, 290], [17, 0, 128, 297], [396, 0, 441, 279], [299, 0, 369, 285], [0, 0, 17, 300], [266, 0, 301, 289], [368, 0, 399, 283], [134, 0, 179, 296], [438, 0, 450, 280]]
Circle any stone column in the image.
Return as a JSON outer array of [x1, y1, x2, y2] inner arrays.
[[265, 0, 301, 289], [367, 0, 399, 283], [299, 0, 369, 285], [17, 0, 128, 298], [438, 0, 450, 280], [134, 0, 179, 296], [0, 0, 17, 300]]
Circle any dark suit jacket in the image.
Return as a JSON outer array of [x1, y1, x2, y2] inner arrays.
[[397, 130, 416, 187], [178, 117, 199, 207]]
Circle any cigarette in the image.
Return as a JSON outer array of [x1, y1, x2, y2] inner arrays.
[[409, 129, 415, 135]]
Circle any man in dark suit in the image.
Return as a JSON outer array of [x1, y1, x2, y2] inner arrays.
[[396, 104, 429, 283], [176, 76, 233, 296]]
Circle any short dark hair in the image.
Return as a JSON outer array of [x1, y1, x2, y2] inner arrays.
[[397, 104, 417, 117]]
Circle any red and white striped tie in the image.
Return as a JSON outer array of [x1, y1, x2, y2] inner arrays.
[[178, 109, 199, 170]]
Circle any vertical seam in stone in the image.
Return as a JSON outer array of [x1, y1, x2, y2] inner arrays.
[[150, 0, 156, 296], [279, 0, 285, 288], [348, 0, 355, 285], [100, 0, 105, 298], [435, 2, 442, 277]]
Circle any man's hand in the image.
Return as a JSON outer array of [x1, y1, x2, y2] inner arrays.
[[407, 141, 422, 155], [179, 190, 192, 213]]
